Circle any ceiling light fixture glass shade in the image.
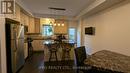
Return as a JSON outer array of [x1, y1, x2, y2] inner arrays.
[[49, 19, 65, 26], [49, 21, 52, 25], [54, 23, 57, 26], [58, 23, 60, 26], [48, 18, 55, 26], [61, 23, 64, 26]]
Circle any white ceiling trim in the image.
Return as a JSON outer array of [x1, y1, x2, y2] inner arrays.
[[16, 0, 125, 20], [34, 13, 76, 21], [18, 0, 96, 18], [16, 0, 34, 17], [75, 0, 106, 19]]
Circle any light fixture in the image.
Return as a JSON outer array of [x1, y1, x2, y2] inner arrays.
[[54, 23, 56, 26], [58, 23, 60, 26], [50, 22, 53, 25], [61, 23, 64, 26], [48, 7, 66, 26], [48, 19, 65, 27], [52, 19, 65, 26]]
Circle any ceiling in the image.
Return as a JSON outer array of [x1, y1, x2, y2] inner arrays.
[[19, 0, 95, 17], [17, 0, 125, 19]]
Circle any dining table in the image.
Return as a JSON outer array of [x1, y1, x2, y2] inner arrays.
[[84, 50, 130, 73]]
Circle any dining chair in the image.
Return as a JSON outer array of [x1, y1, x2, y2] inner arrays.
[[74, 46, 90, 73]]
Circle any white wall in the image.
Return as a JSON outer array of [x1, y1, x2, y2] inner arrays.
[[68, 20, 78, 42], [77, 19, 84, 47], [68, 20, 78, 28], [82, 1, 130, 56], [0, 18, 7, 73]]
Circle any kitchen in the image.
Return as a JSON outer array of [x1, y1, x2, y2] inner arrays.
[[0, 2, 78, 73], [1, 0, 130, 73]]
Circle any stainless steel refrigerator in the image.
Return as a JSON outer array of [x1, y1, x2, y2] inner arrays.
[[5, 18, 25, 73]]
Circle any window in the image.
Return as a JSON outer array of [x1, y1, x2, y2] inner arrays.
[[69, 28, 76, 42], [42, 25, 53, 36]]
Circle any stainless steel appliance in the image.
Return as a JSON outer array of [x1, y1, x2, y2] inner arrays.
[[5, 18, 25, 73]]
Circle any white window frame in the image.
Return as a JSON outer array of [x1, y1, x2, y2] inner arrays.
[[42, 25, 53, 36]]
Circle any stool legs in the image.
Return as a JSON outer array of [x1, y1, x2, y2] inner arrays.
[[55, 52, 58, 61], [49, 52, 52, 61], [49, 51, 58, 61], [66, 51, 70, 59], [62, 51, 66, 60], [62, 50, 71, 61], [28, 42, 33, 57]]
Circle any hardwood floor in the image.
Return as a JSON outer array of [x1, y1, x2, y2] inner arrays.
[[18, 52, 76, 73]]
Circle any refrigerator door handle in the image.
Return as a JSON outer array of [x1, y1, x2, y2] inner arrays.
[[14, 29, 18, 52], [14, 39, 17, 52], [17, 25, 24, 39]]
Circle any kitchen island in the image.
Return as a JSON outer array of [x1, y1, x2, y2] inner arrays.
[[25, 35, 76, 62]]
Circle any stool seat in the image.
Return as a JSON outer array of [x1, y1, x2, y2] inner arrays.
[[61, 43, 72, 61], [49, 48, 57, 52], [62, 48, 71, 60], [48, 43, 58, 61]]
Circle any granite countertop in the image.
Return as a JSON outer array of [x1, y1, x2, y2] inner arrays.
[[24, 35, 53, 40], [84, 50, 130, 73]]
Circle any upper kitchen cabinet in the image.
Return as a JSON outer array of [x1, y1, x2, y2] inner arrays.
[[34, 18, 40, 33], [28, 16, 35, 33], [20, 12, 24, 25], [20, 12, 29, 26], [25, 16, 40, 34], [24, 15, 29, 26], [28, 17, 40, 33]]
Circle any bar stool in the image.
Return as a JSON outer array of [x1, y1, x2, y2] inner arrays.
[[48, 43, 58, 61], [27, 37, 33, 57], [62, 43, 72, 61]]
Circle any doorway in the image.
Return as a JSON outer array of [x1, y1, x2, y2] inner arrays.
[[69, 28, 76, 42]]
